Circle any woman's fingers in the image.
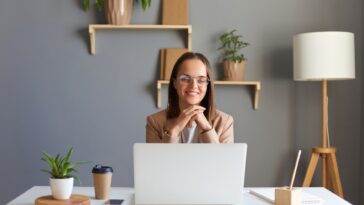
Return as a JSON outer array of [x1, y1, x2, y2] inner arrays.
[[168, 105, 206, 134], [194, 112, 212, 131], [182, 109, 204, 123], [187, 110, 206, 128], [180, 108, 204, 128], [182, 105, 205, 117], [183, 105, 205, 113]]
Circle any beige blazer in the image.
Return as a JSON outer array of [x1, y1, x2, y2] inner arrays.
[[146, 109, 234, 143]]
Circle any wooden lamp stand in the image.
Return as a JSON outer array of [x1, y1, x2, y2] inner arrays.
[[302, 80, 344, 197]]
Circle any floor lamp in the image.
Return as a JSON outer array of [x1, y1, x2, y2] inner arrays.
[[293, 31, 355, 197]]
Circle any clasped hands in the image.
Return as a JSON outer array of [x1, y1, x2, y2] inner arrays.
[[165, 105, 212, 137]]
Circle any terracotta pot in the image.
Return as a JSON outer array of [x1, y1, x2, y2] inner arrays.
[[49, 177, 74, 200], [223, 60, 246, 81], [105, 0, 133, 25]]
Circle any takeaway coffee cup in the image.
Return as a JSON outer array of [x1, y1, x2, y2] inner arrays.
[[92, 164, 113, 199]]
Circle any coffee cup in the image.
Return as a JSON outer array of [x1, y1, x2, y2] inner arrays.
[[92, 164, 113, 199]]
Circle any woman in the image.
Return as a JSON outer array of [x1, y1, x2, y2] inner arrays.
[[146, 52, 234, 143]]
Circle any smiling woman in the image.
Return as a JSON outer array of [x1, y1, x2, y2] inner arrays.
[[146, 52, 234, 144]]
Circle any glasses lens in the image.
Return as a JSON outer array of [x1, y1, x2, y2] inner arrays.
[[178, 75, 191, 85], [177, 75, 209, 86], [197, 77, 209, 85]]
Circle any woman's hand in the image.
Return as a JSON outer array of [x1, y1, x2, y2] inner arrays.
[[192, 112, 212, 132], [165, 105, 206, 137]]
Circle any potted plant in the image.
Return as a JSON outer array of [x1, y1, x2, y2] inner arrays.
[[218, 29, 249, 81], [41, 147, 89, 200], [82, 0, 151, 25]]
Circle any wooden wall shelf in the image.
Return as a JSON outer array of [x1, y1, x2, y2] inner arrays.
[[88, 24, 192, 55], [157, 80, 261, 110]]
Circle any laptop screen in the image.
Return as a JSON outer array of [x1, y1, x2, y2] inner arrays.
[[133, 143, 247, 205]]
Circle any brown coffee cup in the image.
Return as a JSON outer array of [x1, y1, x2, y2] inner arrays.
[[92, 164, 113, 199]]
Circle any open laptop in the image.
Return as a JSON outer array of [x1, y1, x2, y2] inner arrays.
[[133, 143, 247, 205]]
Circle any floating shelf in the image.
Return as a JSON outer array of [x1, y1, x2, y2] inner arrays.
[[157, 80, 261, 110], [88, 24, 192, 55]]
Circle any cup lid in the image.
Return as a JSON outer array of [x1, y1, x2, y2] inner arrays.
[[92, 164, 113, 173]]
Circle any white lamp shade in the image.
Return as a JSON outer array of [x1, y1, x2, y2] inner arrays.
[[293, 31, 355, 81]]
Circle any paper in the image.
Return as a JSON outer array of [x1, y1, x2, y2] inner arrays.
[[250, 188, 323, 204]]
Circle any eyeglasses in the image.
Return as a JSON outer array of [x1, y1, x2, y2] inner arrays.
[[177, 74, 210, 86]]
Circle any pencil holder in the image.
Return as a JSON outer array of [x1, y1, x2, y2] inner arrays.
[[275, 187, 301, 205]]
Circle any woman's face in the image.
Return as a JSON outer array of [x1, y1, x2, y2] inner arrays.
[[173, 59, 209, 109]]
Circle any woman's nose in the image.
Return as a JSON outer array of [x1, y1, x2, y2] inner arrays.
[[188, 79, 198, 87]]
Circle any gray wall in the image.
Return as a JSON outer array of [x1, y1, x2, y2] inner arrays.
[[361, 0, 364, 204], [0, 0, 362, 204]]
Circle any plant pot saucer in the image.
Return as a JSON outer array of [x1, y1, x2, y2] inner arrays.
[[35, 194, 90, 205]]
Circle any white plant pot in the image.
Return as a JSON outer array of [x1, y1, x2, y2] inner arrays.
[[49, 177, 74, 200]]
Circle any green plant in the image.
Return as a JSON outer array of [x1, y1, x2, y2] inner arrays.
[[135, 0, 152, 11], [218, 29, 249, 63], [82, 0, 151, 12], [83, 0, 103, 12], [41, 147, 89, 183]]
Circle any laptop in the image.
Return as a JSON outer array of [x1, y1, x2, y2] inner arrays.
[[133, 143, 247, 205]]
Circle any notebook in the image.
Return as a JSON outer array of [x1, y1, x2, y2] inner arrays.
[[133, 143, 247, 205], [160, 48, 188, 80], [162, 0, 189, 25], [250, 188, 323, 204]]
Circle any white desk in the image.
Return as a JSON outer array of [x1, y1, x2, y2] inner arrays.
[[7, 186, 351, 205]]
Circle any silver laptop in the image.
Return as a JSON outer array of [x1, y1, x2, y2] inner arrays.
[[133, 143, 247, 205]]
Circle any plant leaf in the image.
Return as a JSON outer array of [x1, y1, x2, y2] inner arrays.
[[65, 147, 73, 164], [82, 0, 90, 11], [41, 169, 53, 177], [218, 29, 249, 61], [96, 0, 104, 12]]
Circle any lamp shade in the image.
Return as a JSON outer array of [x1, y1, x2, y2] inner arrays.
[[293, 31, 355, 81]]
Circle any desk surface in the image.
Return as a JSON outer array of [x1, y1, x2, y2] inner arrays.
[[7, 186, 351, 205]]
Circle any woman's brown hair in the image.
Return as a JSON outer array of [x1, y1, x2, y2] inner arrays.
[[166, 52, 216, 123]]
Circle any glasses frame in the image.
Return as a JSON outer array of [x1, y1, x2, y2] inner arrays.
[[176, 74, 210, 86]]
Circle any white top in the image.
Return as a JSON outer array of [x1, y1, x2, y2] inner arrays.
[[181, 122, 198, 143], [6, 186, 352, 205]]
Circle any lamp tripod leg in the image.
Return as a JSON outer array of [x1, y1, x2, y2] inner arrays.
[[303, 147, 344, 198], [328, 153, 344, 197], [302, 152, 320, 186]]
